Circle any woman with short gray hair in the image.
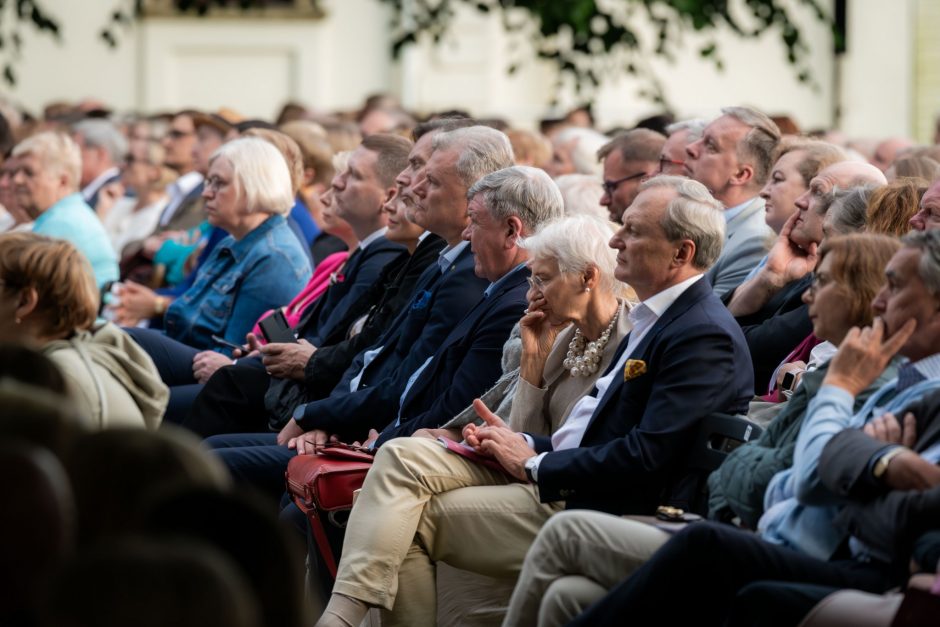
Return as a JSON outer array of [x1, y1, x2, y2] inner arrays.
[[317, 214, 634, 627]]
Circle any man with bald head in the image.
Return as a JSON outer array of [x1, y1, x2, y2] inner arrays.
[[685, 106, 781, 296], [727, 160, 887, 392], [871, 136, 915, 172]]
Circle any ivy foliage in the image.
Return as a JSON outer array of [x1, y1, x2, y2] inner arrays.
[[376, 0, 833, 107], [3, 0, 832, 108]]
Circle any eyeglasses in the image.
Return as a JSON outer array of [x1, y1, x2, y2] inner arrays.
[[166, 129, 194, 140], [602, 171, 649, 196], [527, 275, 548, 290], [204, 176, 230, 193], [658, 157, 685, 172]]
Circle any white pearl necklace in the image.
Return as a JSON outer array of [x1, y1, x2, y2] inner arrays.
[[563, 304, 621, 377]]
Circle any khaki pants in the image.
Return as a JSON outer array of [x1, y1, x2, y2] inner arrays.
[[332, 437, 562, 627], [502, 511, 672, 627]]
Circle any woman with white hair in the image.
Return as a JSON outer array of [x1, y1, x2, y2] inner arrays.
[[313, 213, 633, 627], [126, 138, 312, 390]]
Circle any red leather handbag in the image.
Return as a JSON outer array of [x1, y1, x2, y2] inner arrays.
[[285, 443, 375, 577]]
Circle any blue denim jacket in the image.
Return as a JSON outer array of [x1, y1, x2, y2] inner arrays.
[[164, 214, 312, 352]]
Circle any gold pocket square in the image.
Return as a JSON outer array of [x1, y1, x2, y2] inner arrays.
[[623, 359, 647, 381]]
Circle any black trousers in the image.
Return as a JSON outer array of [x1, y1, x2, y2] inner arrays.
[[181, 357, 272, 437], [567, 522, 897, 627]]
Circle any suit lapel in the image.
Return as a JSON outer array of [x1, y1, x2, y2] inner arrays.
[[583, 277, 712, 430], [400, 264, 528, 409]]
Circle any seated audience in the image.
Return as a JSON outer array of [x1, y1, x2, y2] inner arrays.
[[545, 127, 608, 178], [208, 164, 558, 501], [506, 128, 552, 170], [126, 137, 312, 356], [708, 233, 901, 526], [657, 118, 705, 176], [561, 229, 940, 627], [188, 122, 493, 440], [727, 160, 886, 393], [908, 177, 940, 231], [71, 118, 127, 213], [553, 173, 606, 220], [11, 132, 119, 288], [865, 178, 925, 236], [0, 232, 168, 429], [870, 136, 915, 172], [760, 138, 847, 235], [685, 106, 780, 296], [596, 128, 664, 223], [176, 134, 413, 431], [101, 139, 174, 256], [314, 175, 753, 627], [885, 152, 940, 183], [0, 155, 33, 232]]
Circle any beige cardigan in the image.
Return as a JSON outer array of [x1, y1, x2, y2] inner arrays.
[[508, 301, 632, 436]]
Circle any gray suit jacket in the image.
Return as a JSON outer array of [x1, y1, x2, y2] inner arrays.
[[706, 197, 772, 297], [819, 388, 940, 562]]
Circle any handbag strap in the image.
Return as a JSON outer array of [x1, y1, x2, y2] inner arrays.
[[296, 496, 339, 578]]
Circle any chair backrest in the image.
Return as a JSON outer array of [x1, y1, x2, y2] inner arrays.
[[686, 412, 763, 472]]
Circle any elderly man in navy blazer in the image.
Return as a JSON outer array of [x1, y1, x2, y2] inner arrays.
[[315, 175, 754, 627]]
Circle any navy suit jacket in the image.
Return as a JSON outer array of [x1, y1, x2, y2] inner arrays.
[[724, 273, 814, 394], [295, 236, 407, 346], [374, 263, 530, 445], [296, 245, 488, 433], [533, 276, 754, 515]]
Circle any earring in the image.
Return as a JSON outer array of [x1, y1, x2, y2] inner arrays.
[[585, 287, 591, 293], [14, 317, 21, 324]]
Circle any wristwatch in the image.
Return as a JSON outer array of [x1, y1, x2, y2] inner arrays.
[[524, 456, 539, 483], [873, 447, 906, 479]]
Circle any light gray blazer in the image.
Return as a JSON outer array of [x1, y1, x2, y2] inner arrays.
[[707, 196, 773, 297]]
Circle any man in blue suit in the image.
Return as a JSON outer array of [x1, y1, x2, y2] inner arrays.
[[315, 175, 755, 627], [206, 127, 534, 499]]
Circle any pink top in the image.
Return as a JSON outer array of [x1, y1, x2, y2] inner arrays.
[[251, 251, 349, 344]]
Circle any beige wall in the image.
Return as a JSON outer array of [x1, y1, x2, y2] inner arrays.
[[2, 0, 926, 140]]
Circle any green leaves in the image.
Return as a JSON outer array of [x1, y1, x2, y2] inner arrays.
[[377, 0, 832, 107]]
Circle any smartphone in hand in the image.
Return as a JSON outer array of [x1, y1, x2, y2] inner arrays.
[[258, 309, 297, 344]]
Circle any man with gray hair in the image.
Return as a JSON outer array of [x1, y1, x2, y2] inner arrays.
[[686, 105, 781, 296], [525, 228, 940, 627], [11, 131, 118, 288], [72, 118, 128, 212], [658, 119, 706, 176], [315, 175, 754, 627]]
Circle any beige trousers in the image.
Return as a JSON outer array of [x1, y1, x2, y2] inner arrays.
[[332, 437, 561, 627], [502, 511, 672, 627]]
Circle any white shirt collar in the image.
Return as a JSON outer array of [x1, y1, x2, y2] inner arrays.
[[417, 230, 431, 243], [357, 226, 388, 250], [167, 171, 204, 198], [637, 273, 704, 319], [81, 166, 121, 201]]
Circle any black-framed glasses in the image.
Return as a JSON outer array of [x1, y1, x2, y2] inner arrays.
[[658, 157, 685, 172], [602, 171, 649, 196]]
